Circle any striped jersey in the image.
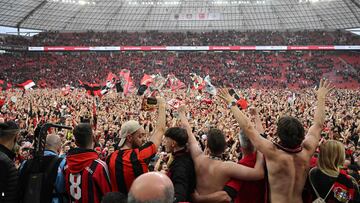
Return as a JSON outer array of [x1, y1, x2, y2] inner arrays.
[[106, 141, 156, 194]]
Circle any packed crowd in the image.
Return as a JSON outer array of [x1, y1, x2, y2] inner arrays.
[[0, 76, 359, 202], [0, 30, 360, 202], [1, 30, 360, 46], [1, 51, 359, 89]]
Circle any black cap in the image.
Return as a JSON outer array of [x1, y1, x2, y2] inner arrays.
[[0, 121, 20, 137]]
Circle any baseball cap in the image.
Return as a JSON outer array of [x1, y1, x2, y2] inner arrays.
[[118, 120, 142, 147], [0, 121, 20, 137]]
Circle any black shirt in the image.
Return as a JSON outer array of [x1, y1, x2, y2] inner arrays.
[[0, 144, 15, 160], [168, 148, 196, 203], [0, 144, 19, 203], [308, 168, 360, 203]]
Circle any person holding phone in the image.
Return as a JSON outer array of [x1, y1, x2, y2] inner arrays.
[[106, 97, 166, 195]]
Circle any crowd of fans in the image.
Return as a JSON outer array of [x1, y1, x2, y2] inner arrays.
[[1, 30, 360, 46], [0, 30, 359, 203], [0, 51, 359, 89], [0, 77, 359, 202]]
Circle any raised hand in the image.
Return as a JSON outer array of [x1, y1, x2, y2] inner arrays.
[[316, 78, 334, 99], [178, 105, 187, 115], [156, 97, 166, 107], [218, 88, 234, 104]]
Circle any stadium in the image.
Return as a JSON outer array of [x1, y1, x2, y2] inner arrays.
[[0, 0, 359, 202]]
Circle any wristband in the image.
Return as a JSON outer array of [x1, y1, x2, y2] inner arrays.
[[227, 99, 237, 109]]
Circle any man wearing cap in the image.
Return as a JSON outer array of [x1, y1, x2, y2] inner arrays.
[[0, 120, 20, 203], [106, 97, 166, 195], [164, 127, 196, 202]]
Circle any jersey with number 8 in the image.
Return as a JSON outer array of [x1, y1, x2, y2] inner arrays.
[[69, 174, 82, 200]]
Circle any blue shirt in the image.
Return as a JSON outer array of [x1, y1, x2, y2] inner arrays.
[[21, 150, 67, 203], [44, 150, 67, 203]]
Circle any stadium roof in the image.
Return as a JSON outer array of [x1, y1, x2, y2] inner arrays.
[[0, 0, 359, 31]]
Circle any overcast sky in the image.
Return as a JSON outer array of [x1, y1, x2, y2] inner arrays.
[[0, 26, 42, 36]]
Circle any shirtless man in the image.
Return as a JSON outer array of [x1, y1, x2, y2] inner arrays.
[[177, 105, 264, 201], [218, 78, 333, 203]]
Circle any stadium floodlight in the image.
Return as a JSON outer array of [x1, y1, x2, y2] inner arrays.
[[212, 1, 229, 5], [299, 0, 333, 3], [78, 0, 86, 5], [47, 0, 95, 5]]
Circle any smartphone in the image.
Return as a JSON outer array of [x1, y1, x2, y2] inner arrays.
[[229, 89, 240, 100], [147, 97, 157, 105], [229, 89, 236, 96]]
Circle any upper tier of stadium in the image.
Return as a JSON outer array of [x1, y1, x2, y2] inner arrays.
[[0, 0, 360, 31]]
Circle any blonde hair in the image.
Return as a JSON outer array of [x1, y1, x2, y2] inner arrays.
[[318, 140, 345, 177]]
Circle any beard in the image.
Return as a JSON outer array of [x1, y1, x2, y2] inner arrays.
[[12, 137, 20, 153], [131, 142, 141, 149]]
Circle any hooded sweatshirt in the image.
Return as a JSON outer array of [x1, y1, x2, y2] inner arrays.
[[64, 148, 111, 203]]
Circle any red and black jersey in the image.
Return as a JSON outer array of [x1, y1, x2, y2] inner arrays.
[[106, 141, 156, 194], [304, 168, 360, 203], [63, 148, 111, 203]]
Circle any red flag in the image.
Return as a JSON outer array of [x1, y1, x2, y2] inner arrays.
[[190, 73, 205, 90], [80, 82, 103, 97], [140, 74, 153, 87], [119, 69, 133, 95], [17, 80, 35, 90], [167, 98, 182, 109], [106, 72, 119, 83], [175, 80, 186, 90], [168, 74, 186, 91]]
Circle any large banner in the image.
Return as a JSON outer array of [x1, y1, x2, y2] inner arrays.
[[28, 45, 360, 51]]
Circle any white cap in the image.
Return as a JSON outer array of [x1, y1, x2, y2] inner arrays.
[[118, 120, 142, 147]]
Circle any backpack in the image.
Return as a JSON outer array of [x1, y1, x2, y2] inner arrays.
[[19, 123, 72, 203], [309, 168, 335, 203], [20, 155, 64, 203]]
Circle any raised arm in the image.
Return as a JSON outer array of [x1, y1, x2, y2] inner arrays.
[[150, 97, 166, 148], [218, 89, 275, 156], [249, 107, 265, 134], [178, 105, 203, 159], [302, 79, 333, 155]]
